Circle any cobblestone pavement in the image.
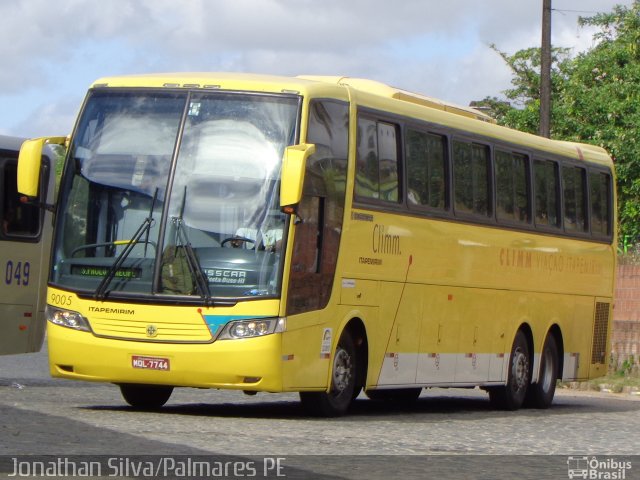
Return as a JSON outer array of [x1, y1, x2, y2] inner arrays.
[[1, 349, 639, 479]]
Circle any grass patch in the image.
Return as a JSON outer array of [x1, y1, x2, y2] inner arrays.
[[559, 373, 640, 393]]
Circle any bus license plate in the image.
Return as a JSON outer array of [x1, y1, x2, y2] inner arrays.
[[131, 355, 170, 371]]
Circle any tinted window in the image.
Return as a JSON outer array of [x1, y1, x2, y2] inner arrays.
[[406, 130, 447, 210], [356, 118, 399, 202], [453, 140, 490, 216], [534, 160, 560, 227], [495, 150, 530, 223], [590, 171, 612, 237], [288, 100, 349, 314], [2, 161, 41, 238], [562, 166, 587, 232], [378, 123, 399, 202]]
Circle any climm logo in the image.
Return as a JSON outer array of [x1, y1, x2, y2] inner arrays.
[[500, 248, 532, 268], [373, 224, 401, 255]]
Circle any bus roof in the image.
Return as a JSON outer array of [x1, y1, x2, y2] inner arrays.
[[90, 72, 324, 95], [90, 72, 492, 121], [89, 72, 613, 169], [298, 75, 496, 123], [0, 135, 25, 152]]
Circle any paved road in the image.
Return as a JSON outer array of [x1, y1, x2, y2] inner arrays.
[[1, 348, 639, 479]]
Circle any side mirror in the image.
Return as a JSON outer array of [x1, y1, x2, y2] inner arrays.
[[280, 143, 316, 211], [18, 136, 67, 198]]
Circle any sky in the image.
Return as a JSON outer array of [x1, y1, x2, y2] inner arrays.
[[0, 0, 634, 138]]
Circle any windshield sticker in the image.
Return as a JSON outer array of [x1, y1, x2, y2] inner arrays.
[[131, 157, 147, 187], [188, 102, 201, 116]]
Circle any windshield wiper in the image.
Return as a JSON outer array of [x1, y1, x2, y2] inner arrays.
[[173, 187, 213, 306], [94, 188, 158, 300]]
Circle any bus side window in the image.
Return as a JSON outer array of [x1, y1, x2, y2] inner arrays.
[[495, 150, 530, 224], [453, 140, 491, 217], [2, 161, 41, 238], [355, 117, 400, 203], [406, 129, 447, 210], [562, 165, 588, 233], [533, 159, 560, 228], [589, 171, 612, 237]]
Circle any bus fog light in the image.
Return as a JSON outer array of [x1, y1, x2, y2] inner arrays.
[[45, 305, 91, 332], [218, 317, 286, 340]]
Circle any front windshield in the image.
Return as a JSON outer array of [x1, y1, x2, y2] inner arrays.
[[53, 89, 300, 300]]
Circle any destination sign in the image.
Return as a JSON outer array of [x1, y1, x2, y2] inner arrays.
[[71, 265, 141, 279]]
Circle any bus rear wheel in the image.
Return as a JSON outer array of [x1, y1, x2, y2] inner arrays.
[[489, 330, 530, 410], [525, 334, 559, 409], [119, 384, 174, 410], [300, 331, 357, 417]]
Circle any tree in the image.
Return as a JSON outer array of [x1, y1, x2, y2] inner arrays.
[[477, 45, 572, 134], [561, 3, 640, 245], [480, 1, 640, 244]]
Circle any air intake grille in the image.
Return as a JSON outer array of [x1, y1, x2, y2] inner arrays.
[[591, 302, 610, 364]]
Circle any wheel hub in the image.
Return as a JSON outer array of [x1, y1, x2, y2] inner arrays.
[[512, 349, 529, 391], [332, 348, 353, 393]]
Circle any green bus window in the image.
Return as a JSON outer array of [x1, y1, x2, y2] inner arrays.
[[453, 140, 490, 216], [590, 171, 612, 236], [562, 166, 587, 232], [534, 159, 560, 227], [406, 129, 447, 210], [495, 150, 530, 223]]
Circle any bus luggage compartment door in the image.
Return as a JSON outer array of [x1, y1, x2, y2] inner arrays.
[[0, 303, 35, 355]]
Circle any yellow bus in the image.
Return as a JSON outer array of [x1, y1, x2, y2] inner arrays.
[[18, 74, 615, 416], [0, 135, 55, 356]]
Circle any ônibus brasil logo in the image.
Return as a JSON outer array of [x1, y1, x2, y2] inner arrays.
[[567, 456, 632, 479]]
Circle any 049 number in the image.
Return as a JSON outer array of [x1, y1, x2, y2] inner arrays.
[[5, 260, 30, 286]]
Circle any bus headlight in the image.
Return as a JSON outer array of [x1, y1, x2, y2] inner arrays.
[[45, 305, 91, 332], [218, 317, 285, 340]]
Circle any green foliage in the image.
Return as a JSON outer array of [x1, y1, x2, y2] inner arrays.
[[609, 354, 638, 380], [484, 1, 640, 244], [490, 44, 573, 107], [616, 356, 636, 377]]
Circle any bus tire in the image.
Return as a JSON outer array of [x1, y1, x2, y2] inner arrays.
[[489, 330, 530, 410], [300, 331, 357, 417], [365, 388, 422, 402], [525, 334, 559, 409], [119, 384, 173, 410]]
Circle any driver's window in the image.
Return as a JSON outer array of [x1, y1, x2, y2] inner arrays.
[[287, 99, 348, 314]]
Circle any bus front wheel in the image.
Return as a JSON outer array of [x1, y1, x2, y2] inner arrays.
[[300, 331, 357, 417], [119, 384, 174, 410], [489, 330, 530, 410]]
